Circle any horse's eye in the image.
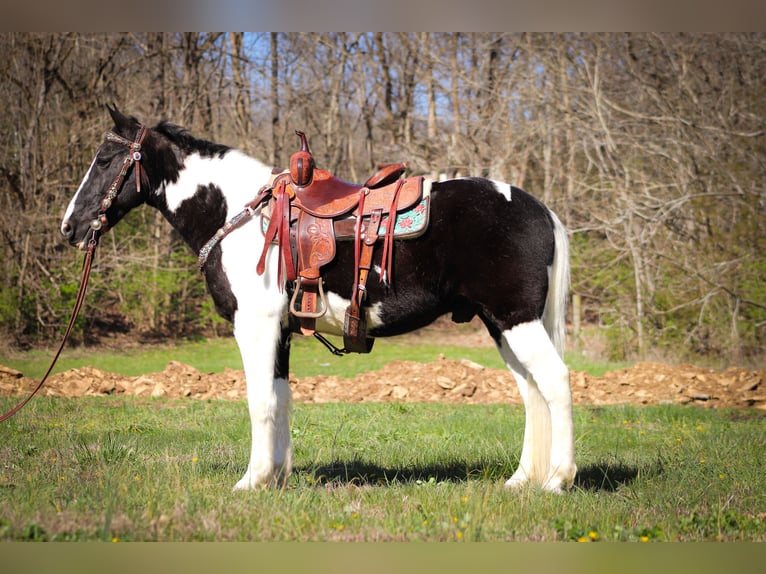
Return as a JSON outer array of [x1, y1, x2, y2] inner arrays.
[[95, 156, 112, 168]]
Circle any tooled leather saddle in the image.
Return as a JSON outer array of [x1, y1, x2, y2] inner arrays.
[[255, 130, 429, 353]]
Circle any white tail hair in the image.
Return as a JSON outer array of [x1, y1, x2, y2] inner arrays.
[[542, 210, 570, 358]]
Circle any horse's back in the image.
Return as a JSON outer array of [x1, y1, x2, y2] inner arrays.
[[427, 177, 556, 270], [431, 177, 554, 239]]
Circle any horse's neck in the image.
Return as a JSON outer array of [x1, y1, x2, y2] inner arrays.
[[154, 149, 273, 253]]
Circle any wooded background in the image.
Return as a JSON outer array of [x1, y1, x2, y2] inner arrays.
[[0, 32, 763, 364]]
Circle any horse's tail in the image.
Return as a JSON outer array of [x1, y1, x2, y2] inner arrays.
[[543, 209, 570, 358]]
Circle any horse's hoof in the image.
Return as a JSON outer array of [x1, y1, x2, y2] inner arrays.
[[233, 467, 291, 491], [541, 470, 576, 494], [233, 473, 257, 491], [504, 472, 529, 489]]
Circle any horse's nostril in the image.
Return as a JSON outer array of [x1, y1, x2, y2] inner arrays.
[[61, 221, 73, 239]]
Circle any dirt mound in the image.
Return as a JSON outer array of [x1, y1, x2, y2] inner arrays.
[[570, 361, 765, 409], [1, 358, 764, 409]]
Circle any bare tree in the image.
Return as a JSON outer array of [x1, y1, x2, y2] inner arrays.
[[0, 32, 763, 363]]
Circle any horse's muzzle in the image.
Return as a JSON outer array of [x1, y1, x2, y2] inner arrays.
[[60, 220, 90, 250], [60, 220, 74, 242]]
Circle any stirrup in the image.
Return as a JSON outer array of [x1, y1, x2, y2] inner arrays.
[[289, 277, 328, 319]]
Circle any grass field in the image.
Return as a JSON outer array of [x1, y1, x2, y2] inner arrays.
[[0, 336, 764, 542], [0, 331, 629, 381]]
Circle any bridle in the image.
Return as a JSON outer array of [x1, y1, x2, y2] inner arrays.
[[0, 124, 149, 423], [88, 125, 149, 239]]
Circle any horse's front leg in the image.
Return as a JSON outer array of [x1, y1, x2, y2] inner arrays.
[[232, 308, 293, 490]]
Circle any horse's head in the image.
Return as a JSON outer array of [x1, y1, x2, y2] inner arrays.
[[61, 105, 160, 249]]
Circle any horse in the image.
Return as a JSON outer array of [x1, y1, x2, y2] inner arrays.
[[60, 106, 576, 493]]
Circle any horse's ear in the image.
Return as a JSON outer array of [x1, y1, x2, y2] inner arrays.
[[106, 104, 138, 133]]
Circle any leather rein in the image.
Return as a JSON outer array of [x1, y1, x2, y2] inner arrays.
[[0, 125, 148, 423]]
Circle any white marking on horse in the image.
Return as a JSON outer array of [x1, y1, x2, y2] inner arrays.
[[373, 264, 391, 287], [490, 180, 512, 201], [62, 156, 97, 234], [449, 177, 511, 201], [164, 150, 272, 216], [313, 292, 384, 337]]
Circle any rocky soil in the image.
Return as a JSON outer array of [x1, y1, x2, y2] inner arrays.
[[2, 356, 764, 409]]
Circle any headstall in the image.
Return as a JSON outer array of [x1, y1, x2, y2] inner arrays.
[[89, 125, 149, 238]]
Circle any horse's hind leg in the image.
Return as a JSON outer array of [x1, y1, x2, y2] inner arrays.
[[495, 338, 550, 489], [501, 320, 576, 492], [232, 308, 293, 490]]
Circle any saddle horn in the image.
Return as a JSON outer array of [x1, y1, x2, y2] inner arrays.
[[290, 130, 314, 187]]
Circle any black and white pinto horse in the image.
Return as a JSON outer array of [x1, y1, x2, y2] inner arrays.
[[61, 107, 576, 492]]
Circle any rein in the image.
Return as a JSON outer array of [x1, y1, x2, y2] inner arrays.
[[0, 240, 97, 423], [198, 185, 273, 272], [0, 124, 148, 423]]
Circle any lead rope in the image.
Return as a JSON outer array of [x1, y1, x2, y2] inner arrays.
[[0, 237, 98, 423]]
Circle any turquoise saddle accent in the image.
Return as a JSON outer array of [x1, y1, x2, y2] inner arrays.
[[261, 196, 431, 240], [378, 196, 430, 238]]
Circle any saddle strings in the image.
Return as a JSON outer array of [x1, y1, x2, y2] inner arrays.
[[379, 179, 405, 285]]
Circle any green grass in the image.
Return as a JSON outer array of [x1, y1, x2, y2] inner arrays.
[[2, 335, 759, 541], [0, 332, 630, 380], [0, 397, 763, 541], [0, 338, 244, 380]]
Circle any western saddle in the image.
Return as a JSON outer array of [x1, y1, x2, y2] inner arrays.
[[254, 130, 428, 353]]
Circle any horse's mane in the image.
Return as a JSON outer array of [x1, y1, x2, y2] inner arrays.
[[154, 121, 231, 158]]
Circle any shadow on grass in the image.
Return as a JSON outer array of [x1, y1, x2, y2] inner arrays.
[[297, 459, 501, 486], [296, 458, 658, 492], [573, 462, 644, 492]]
